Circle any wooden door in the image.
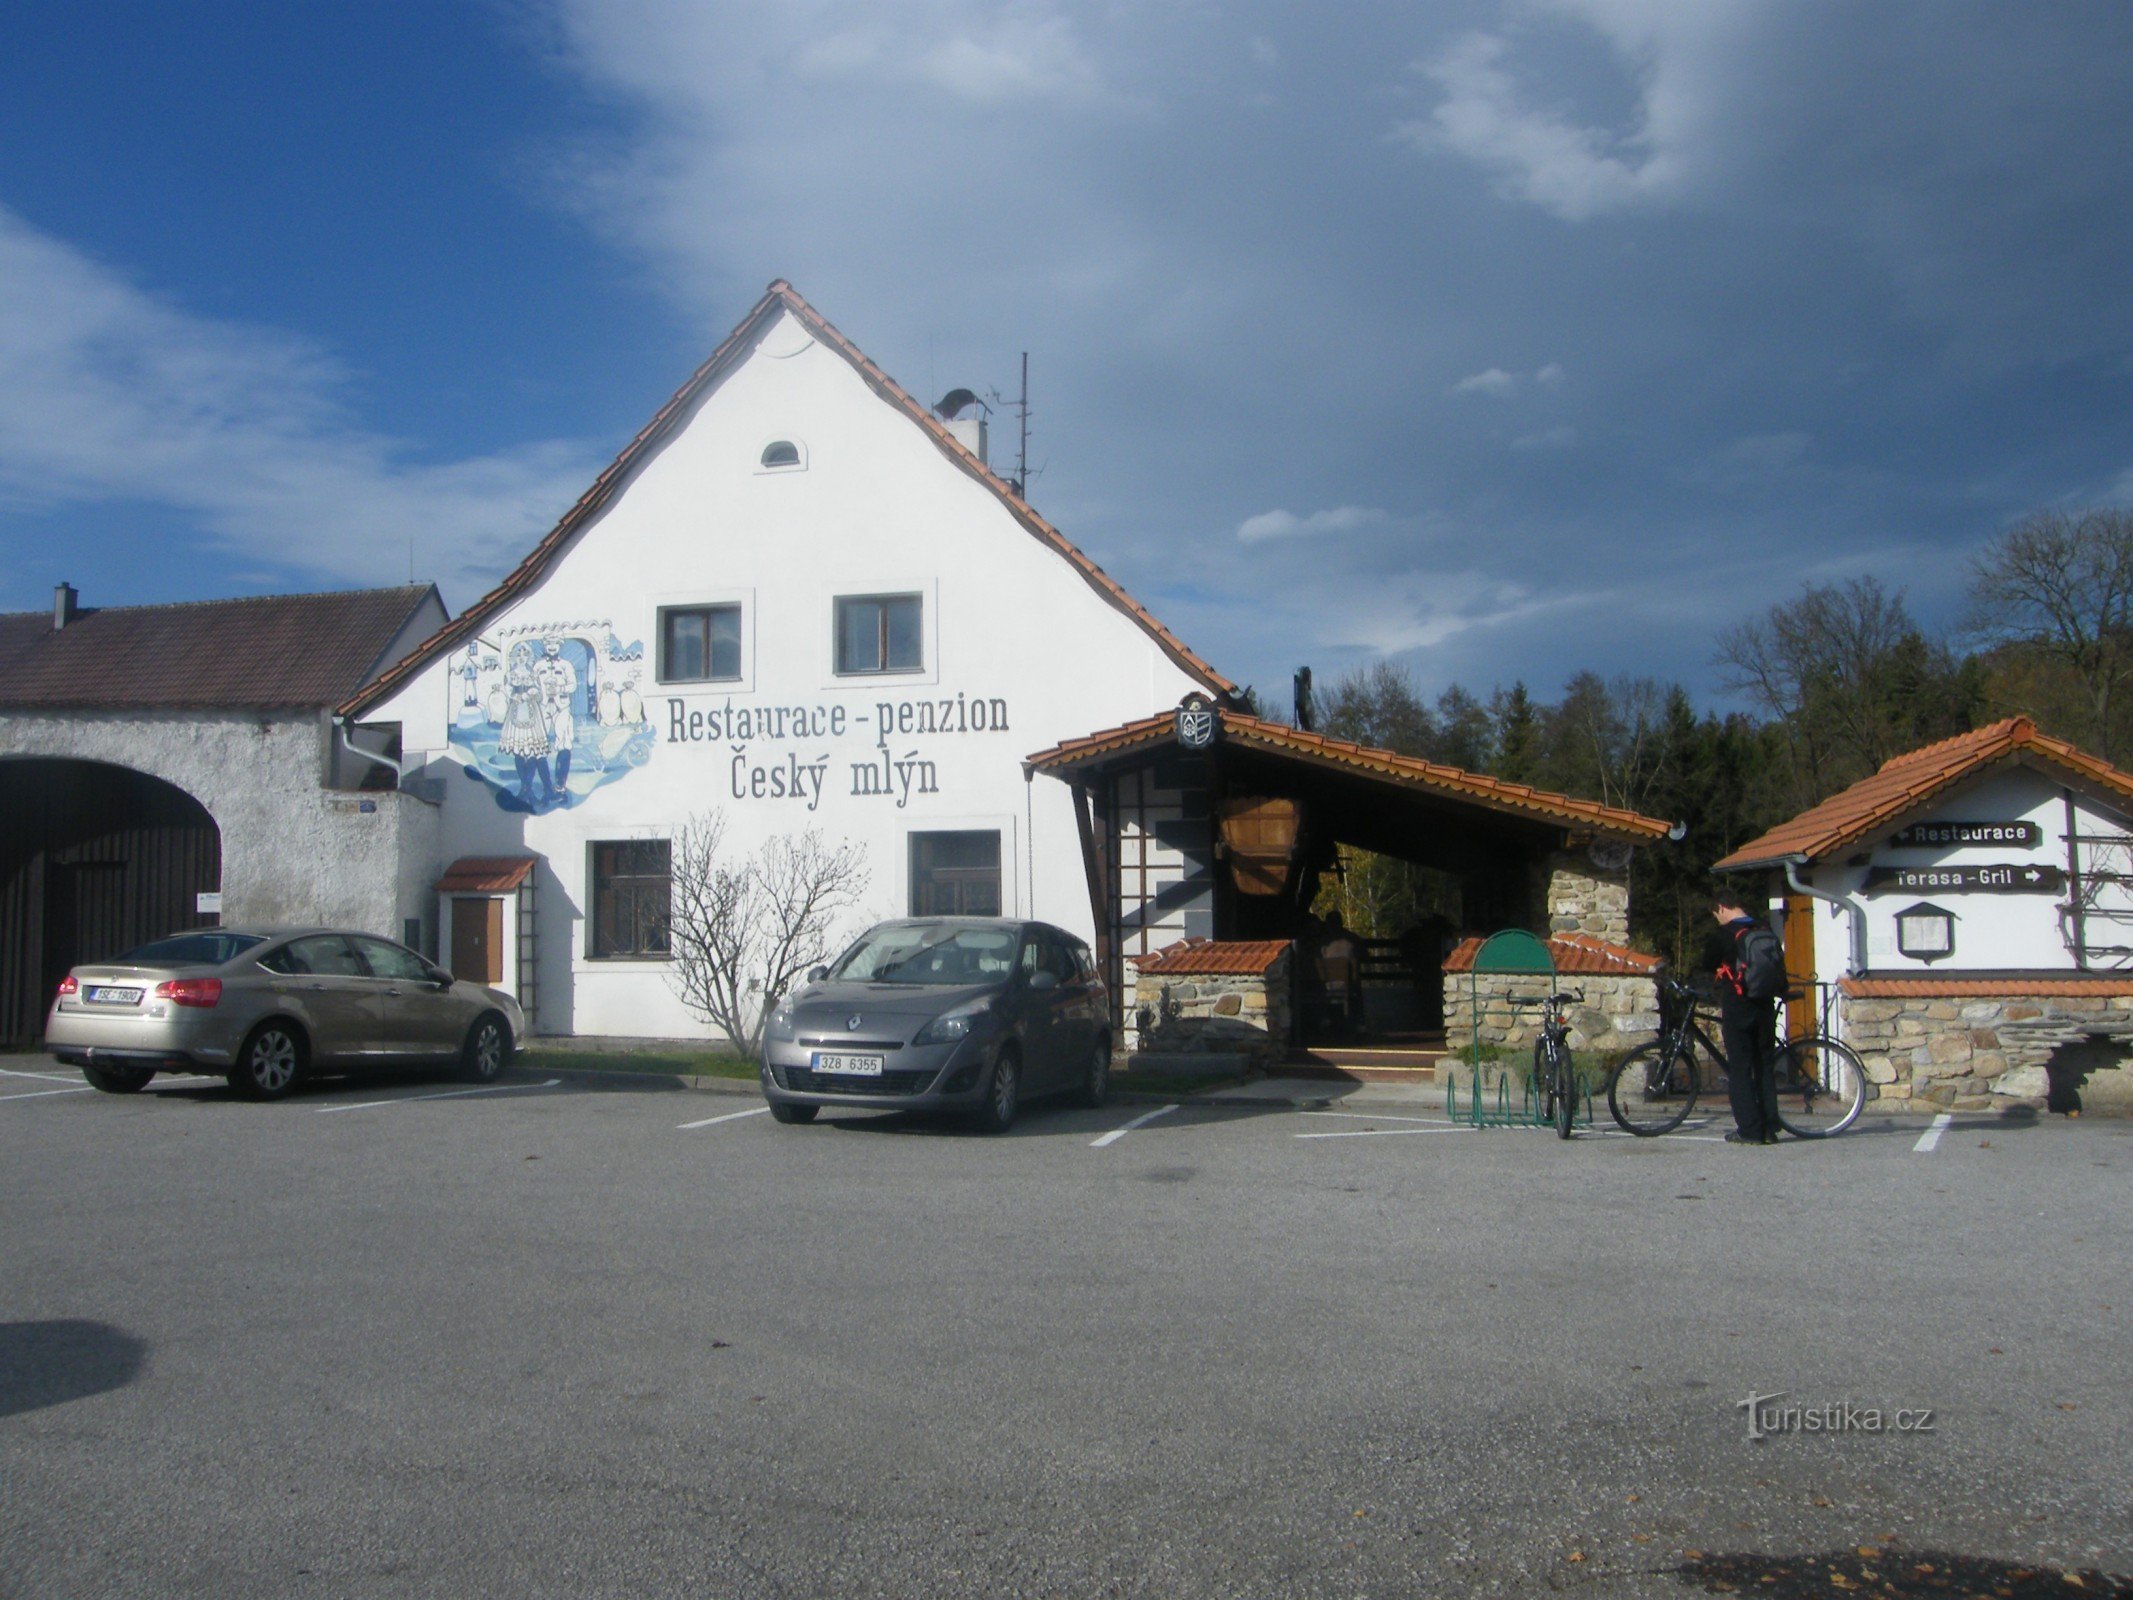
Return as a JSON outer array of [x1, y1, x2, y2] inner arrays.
[[451, 897, 504, 985], [1782, 893, 1816, 1037]]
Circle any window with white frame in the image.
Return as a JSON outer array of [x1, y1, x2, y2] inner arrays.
[[835, 593, 923, 675], [658, 604, 743, 684]]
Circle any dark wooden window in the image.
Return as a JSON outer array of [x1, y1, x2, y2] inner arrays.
[[590, 840, 671, 959], [909, 830, 1000, 916], [835, 593, 922, 675], [658, 605, 742, 683]]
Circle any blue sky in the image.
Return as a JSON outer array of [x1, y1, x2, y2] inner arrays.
[[5, 2, 2133, 710]]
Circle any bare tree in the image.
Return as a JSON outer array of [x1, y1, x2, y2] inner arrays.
[[665, 815, 870, 1056], [1966, 508, 2133, 762]]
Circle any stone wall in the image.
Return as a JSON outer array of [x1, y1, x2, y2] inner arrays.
[[1442, 971, 1658, 1057], [1132, 950, 1293, 1065], [1543, 850, 1631, 945], [1842, 991, 2133, 1113]]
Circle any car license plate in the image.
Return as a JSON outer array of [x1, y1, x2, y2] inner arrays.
[[813, 1052, 885, 1076], [86, 987, 143, 1005]]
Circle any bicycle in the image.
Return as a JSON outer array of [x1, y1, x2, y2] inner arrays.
[[1511, 988, 1583, 1139], [1605, 973, 1866, 1138]]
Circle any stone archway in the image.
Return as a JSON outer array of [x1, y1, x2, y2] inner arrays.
[[0, 758, 221, 1047]]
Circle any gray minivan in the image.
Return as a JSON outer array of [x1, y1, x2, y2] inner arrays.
[[759, 918, 1111, 1132]]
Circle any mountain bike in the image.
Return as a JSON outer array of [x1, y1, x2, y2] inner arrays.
[[1511, 989, 1583, 1139], [1605, 973, 1866, 1138]]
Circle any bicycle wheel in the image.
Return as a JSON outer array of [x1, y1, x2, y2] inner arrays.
[[1551, 1038, 1577, 1139], [1607, 1042, 1701, 1136], [1530, 1034, 1556, 1122], [1775, 1035, 1866, 1138]]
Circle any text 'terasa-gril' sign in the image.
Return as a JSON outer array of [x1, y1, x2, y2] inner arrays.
[[1887, 820, 2042, 848], [1863, 863, 2065, 895]]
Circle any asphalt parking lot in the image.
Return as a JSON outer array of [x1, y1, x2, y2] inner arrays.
[[3, 1055, 2129, 1599]]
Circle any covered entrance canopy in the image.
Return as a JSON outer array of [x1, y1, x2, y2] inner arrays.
[[1026, 702, 1673, 1046]]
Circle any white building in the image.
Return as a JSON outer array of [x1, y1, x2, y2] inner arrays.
[[1717, 717, 2133, 1112], [342, 281, 1233, 1038]]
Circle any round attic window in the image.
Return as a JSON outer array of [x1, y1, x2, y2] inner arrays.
[[759, 439, 803, 470]]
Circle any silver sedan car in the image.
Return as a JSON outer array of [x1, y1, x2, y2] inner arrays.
[[45, 927, 524, 1100]]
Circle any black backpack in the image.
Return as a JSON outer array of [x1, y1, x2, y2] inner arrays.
[[1735, 922, 1788, 1001]]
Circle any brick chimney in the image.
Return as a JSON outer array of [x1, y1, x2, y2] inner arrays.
[[53, 583, 78, 630]]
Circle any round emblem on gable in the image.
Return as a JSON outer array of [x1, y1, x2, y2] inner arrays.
[[1175, 694, 1219, 751]]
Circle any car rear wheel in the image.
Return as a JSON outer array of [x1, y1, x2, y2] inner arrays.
[[230, 1022, 305, 1100], [768, 1101, 819, 1124], [974, 1049, 1019, 1134], [83, 1062, 155, 1094], [1076, 1039, 1111, 1109], [462, 1013, 511, 1083]]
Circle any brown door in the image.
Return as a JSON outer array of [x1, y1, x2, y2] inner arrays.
[[1782, 893, 1816, 1038], [451, 897, 504, 985]]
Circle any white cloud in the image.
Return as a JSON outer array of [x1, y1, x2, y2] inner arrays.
[[1512, 425, 1579, 451], [1318, 569, 1602, 656], [1398, 5, 1761, 223], [1236, 504, 1387, 544], [1451, 366, 1520, 398], [0, 206, 597, 601], [1536, 362, 1566, 387]]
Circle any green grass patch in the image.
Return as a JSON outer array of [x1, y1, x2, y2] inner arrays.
[[523, 1045, 757, 1081]]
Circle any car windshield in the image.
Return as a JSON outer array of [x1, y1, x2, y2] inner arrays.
[[115, 932, 267, 967], [828, 925, 1018, 986]]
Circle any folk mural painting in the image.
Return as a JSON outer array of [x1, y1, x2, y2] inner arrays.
[[449, 622, 655, 813]]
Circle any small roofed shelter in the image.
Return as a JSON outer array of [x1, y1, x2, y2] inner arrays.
[[435, 856, 539, 1013], [1715, 716, 2133, 1113], [1025, 699, 1674, 1051]]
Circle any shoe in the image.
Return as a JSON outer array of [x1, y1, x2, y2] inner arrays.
[[1724, 1131, 1763, 1145], [1762, 1134, 1781, 1145]]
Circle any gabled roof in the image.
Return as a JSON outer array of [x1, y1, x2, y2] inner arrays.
[[341, 280, 1234, 717], [0, 585, 438, 712], [1025, 709, 1673, 841], [1714, 717, 2133, 871]]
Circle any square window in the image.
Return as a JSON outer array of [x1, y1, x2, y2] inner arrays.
[[835, 594, 923, 675], [590, 840, 671, 959], [659, 605, 742, 683], [910, 830, 1000, 917]]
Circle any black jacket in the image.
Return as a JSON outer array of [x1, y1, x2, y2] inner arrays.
[[1707, 916, 1775, 1026]]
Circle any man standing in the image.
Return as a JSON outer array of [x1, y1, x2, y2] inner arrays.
[[1709, 893, 1782, 1145], [534, 636, 579, 803]]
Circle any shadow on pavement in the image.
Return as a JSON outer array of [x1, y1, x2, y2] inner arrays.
[[0, 1319, 147, 1419], [1673, 1548, 2131, 1598]]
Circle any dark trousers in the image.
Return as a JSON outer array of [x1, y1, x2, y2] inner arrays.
[[1721, 1000, 1779, 1139]]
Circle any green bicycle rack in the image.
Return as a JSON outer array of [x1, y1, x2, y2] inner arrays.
[[1447, 928, 1595, 1130]]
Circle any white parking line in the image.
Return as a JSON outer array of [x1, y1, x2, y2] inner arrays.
[[313, 1078, 562, 1114], [1091, 1103, 1177, 1147], [1913, 1112, 1954, 1153], [1297, 1125, 1473, 1139], [0, 1066, 85, 1083], [679, 1106, 771, 1130], [0, 1085, 94, 1102]]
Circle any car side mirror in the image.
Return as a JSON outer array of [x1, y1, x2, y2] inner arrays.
[[1028, 969, 1060, 992], [427, 964, 456, 988], [808, 965, 829, 983]]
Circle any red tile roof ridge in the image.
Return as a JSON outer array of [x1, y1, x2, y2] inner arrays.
[[340, 282, 1233, 717], [1717, 717, 2133, 870], [1130, 937, 1294, 976], [1442, 931, 1665, 975], [1841, 974, 2133, 998]]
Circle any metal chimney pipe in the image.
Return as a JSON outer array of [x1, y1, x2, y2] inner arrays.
[[52, 583, 78, 630]]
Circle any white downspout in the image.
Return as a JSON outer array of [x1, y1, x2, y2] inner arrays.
[[1782, 855, 1867, 976], [332, 715, 402, 788]]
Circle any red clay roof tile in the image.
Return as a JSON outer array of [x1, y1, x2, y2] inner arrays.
[[1715, 718, 2133, 871], [434, 856, 538, 893], [1441, 932, 1664, 976], [1839, 975, 2133, 998], [1130, 938, 1293, 976], [1027, 710, 1672, 840]]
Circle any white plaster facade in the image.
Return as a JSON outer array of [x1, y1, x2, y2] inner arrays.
[[1791, 768, 2133, 988], [359, 294, 1221, 1038]]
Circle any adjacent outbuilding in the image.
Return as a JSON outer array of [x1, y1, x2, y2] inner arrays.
[[1716, 717, 2133, 1112]]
